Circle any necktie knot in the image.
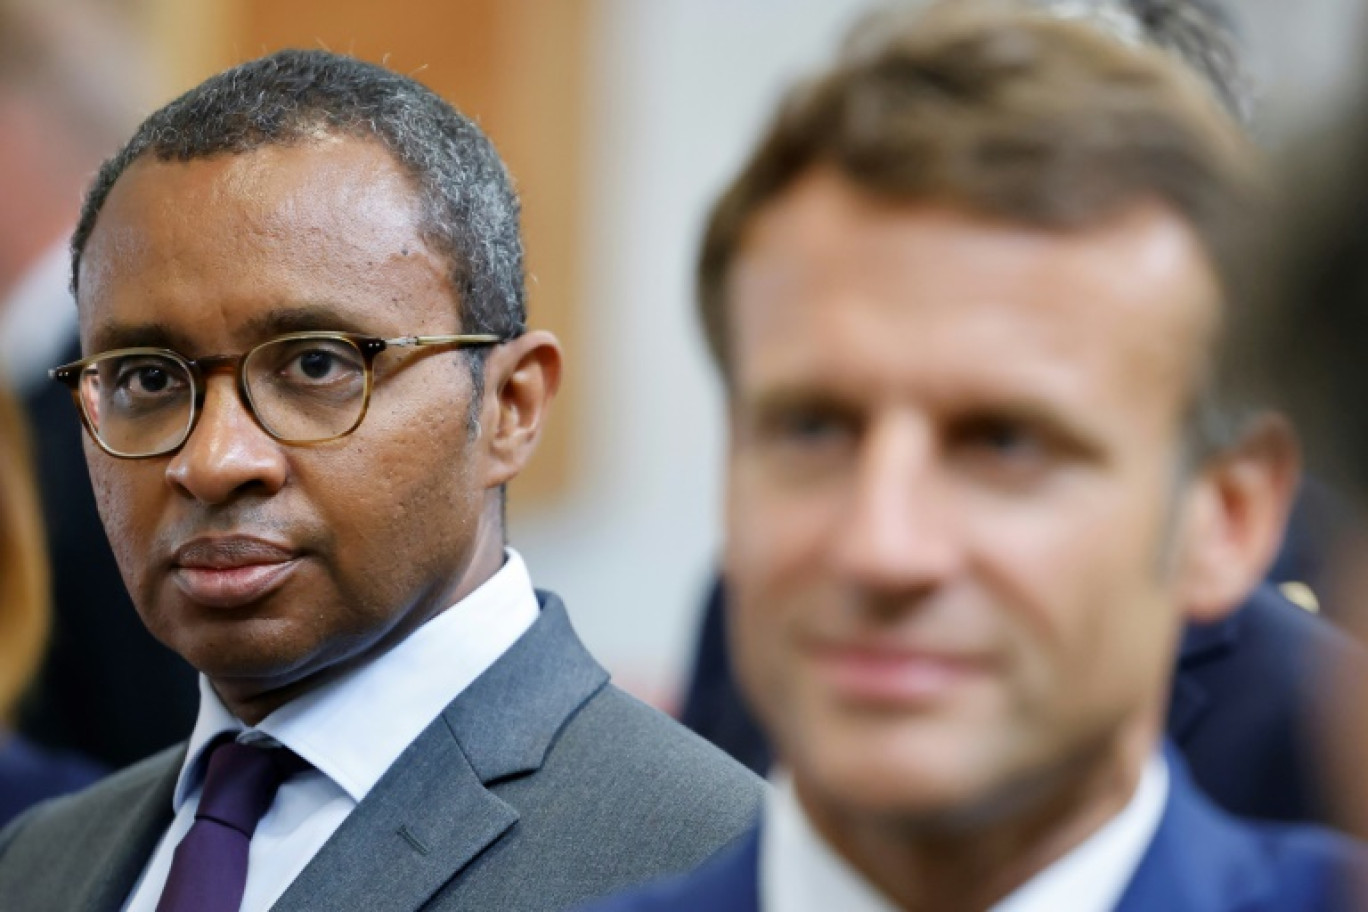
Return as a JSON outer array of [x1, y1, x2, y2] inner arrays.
[[196, 739, 308, 837]]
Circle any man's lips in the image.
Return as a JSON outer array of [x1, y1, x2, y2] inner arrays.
[[806, 640, 995, 706], [171, 537, 302, 609]]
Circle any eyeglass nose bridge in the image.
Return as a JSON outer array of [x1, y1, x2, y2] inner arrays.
[[180, 352, 269, 446]]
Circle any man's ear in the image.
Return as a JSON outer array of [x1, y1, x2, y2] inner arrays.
[[479, 330, 562, 488], [1177, 413, 1301, 624]]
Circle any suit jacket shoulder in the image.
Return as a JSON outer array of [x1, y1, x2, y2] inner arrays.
[[577, 752, 1367, 912], [273, 591, 763, 912], [0, 742, 183, 909], [1116, 751, 1365, 911]]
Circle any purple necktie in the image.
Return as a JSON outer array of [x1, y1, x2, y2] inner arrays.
[[156, 738, 308, 912]]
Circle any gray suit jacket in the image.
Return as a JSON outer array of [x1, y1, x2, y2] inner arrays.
[[0, 594, 764, 911]]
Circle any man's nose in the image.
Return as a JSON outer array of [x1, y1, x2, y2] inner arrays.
[[830, 417, 964, 592], [165, 375, 288, 504]]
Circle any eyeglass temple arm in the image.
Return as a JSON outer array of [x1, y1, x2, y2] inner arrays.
[[383, 333, 509, 349]]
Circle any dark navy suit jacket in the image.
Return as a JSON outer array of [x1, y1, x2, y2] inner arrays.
[[0, 734, 103, 830], [578, 752, 1365, 912], [682, 581, 1362, 827]]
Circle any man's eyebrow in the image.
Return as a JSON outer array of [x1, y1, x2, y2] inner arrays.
[[239, 304, 375, 338], [90, 304, 380, 355], [739, 384, 864, 422], [88, 322, 193, 355]]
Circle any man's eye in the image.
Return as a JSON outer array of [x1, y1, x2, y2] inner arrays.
[[952, 417, 1050, 476], [273, 345, 363, 384], [293, 349, 341, 380], [114, 361, 184, 397], [778, 410, 846, 441], [764, 407, 856, 445], [750, 406, 861, 476], [967, 419, 1033, 453]]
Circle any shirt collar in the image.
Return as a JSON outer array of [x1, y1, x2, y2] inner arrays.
[[761, 754, 1169, 912], [173, 548, 540, 810], [0, 241, 78, 392], [992, 753, 1168, 912], [761, 772, 900, 912]]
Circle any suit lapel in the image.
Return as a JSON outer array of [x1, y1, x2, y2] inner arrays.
[[1114, 750, 1270, 912], [270, 718, 517, 912], [1165, 674, 1210, 744], [77, 747, 183, 912], [273, 594, 609, 912]]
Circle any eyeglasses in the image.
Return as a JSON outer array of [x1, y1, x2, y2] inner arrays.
[[49, 331, 506, 459]]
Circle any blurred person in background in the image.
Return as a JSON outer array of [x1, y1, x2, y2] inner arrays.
[[0, 0, 198, 768], [0, 48, 760, 912], [1250, 87, 1368, 849], [679, 0, 1364, 833], [587, 3, 1366, 910], [0, 381, 103, 827]]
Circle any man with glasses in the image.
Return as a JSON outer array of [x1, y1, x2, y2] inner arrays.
[[0, 50, 760, 912], [51, 332, 506, 459]]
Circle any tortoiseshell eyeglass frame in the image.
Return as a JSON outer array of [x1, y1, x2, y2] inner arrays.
[[48, 330, 510, 459]]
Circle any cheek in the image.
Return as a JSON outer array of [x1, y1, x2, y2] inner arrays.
[[966, 472, 1172, 624], [724, 581, 796, 751], [725, 454, 843, 591], [724, 469, 843, 736], [86, 452, 164, 596], [966, 481, 1179, 717], [314, 420, 479, 584]]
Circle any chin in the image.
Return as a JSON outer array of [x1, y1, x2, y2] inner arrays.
[[162, 618, 321, 686], [814, 753, 986, 818], [785, 712, 1014, 828]]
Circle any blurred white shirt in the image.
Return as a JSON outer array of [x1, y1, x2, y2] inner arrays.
[[122, 549, 540, 912], [761, 755, 1168, 912]]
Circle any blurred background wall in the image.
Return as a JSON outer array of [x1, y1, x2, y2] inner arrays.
[[23, 0, 1368, 707]]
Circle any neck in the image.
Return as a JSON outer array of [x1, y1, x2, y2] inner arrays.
[[797, 726, 1156, 912]]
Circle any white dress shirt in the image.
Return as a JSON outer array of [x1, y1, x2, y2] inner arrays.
[[0, 241, 78, 393], [761, 755, 1169, 912], [123, 549, 540, 912]]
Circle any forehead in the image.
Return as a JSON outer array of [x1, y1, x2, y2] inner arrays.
[[728, 170, 1220, 417], [77, 137, 455, 353]]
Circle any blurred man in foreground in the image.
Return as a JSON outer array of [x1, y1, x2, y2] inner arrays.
[[0, 49, 760, 912], [589, 3, 1363, 910], [680, 0, 1364, 832], [1254, 82, 1368, 852]]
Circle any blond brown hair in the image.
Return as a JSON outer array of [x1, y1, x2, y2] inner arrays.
[[0, 383, 49, 724], [698, 1, 1266, 455]]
